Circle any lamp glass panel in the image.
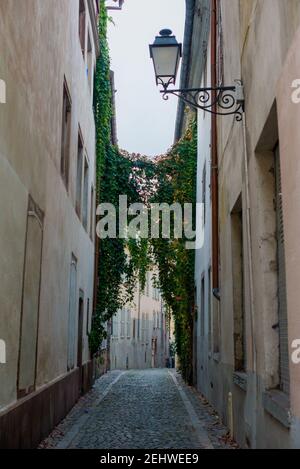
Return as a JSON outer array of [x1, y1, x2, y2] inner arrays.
[[152, 46, 179, 80]]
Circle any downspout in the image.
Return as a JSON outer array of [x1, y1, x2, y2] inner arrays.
[[211, 0, 220, 301], [242, 106, 258, 448]]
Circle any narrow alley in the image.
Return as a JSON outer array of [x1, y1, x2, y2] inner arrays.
[[40, 369, 235, 450], [2, 0, 300, 452]]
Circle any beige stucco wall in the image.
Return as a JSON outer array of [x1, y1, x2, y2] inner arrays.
[[0, 0, 97, 411], [110, 272, 169, 370], [214, 0, 300, 448], [277, 23, 300, 424]]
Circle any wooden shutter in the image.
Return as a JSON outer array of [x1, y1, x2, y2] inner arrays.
[[79, 1, 86, 54], [202, 163, 206, 226], [275, 145, 290, 395]]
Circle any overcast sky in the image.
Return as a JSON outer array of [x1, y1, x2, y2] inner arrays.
[[108, 0, 185, 157]]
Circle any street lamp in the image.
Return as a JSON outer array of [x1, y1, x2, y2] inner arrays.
[[149, 29, 182, 89], [149, 30, 244, 121]]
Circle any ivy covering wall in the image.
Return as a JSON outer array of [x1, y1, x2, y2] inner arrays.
[[151, 122, 197, 383], [90, 1, 197, 382], [90, 2, 152, 354]]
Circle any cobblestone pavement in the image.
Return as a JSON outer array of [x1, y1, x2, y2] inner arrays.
[[39, 369, 237, 450]]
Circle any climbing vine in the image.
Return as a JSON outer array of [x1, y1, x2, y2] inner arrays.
[[90, 2, 197, 383], [151, 121, 197, 383], [89, 2, 153, 354]]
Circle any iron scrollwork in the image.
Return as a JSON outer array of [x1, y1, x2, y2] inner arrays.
[[160, 83, 244, 121]]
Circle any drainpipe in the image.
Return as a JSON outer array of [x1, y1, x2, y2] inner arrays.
[[211, 0, 220, 300], [242, 107, 258, 447]]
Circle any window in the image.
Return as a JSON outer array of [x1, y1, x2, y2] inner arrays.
[[61, 80, 72, 188], [141, 313, 146, 344], [120, 308, 125, 338], [67, 254, 77, 371], [231, 196, 246, 372], [200, 276, 205, 337], [79, 0, 86, 56], [208, 268, 212, 351], [133, 318, 136, 339], [146, 272, 150, 297], [255, 102, 288, 392], [77, 291, 84, 368], [126, 310, 131, 339], [202, 163, 206, 227], [90, 186, 95, 240], [86, 298, 90, 335], [112, 313, 119, 339], [82, 158, 89, 230], [274, 144, 289, 394], [145, 314, 149, 344], [153, 287, 160, 301], [87, 31, 93, 92], [76, 131, 84, 217]]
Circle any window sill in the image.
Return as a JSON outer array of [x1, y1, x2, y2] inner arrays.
[[233, 372, 248, 392], [263, 390, 291, 429]]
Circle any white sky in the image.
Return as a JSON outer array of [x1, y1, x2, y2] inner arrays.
[[108, 0, 185, 157]]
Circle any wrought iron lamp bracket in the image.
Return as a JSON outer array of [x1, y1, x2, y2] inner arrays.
[[159, 79, 245, 121]]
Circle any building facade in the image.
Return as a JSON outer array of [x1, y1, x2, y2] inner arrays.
[[176, 0, 300, 449], [110, 271, 170, 370], [0, 0, 99, 448]]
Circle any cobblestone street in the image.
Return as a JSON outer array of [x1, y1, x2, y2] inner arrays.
[[40, 369, 237, 450]]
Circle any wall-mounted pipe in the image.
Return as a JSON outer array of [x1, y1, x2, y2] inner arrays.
[[211, 0, 220, 300]]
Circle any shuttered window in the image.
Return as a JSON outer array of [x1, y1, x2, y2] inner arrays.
[[61, 80, 72, 188], [275, 145, 290, 395], [231, 197, 246, 372], [141, 313, 145, 344], [79, 0, 86, 56], [112, 313, 119, 339], [126, 309, 131, 339], [120, 308, 125, 338], [76, 131, 84, 217], [202, 163, 206, 227]]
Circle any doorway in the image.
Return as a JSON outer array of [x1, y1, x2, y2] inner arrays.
[[151, 338, 157, 368], [77, 293, 84, 368]]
